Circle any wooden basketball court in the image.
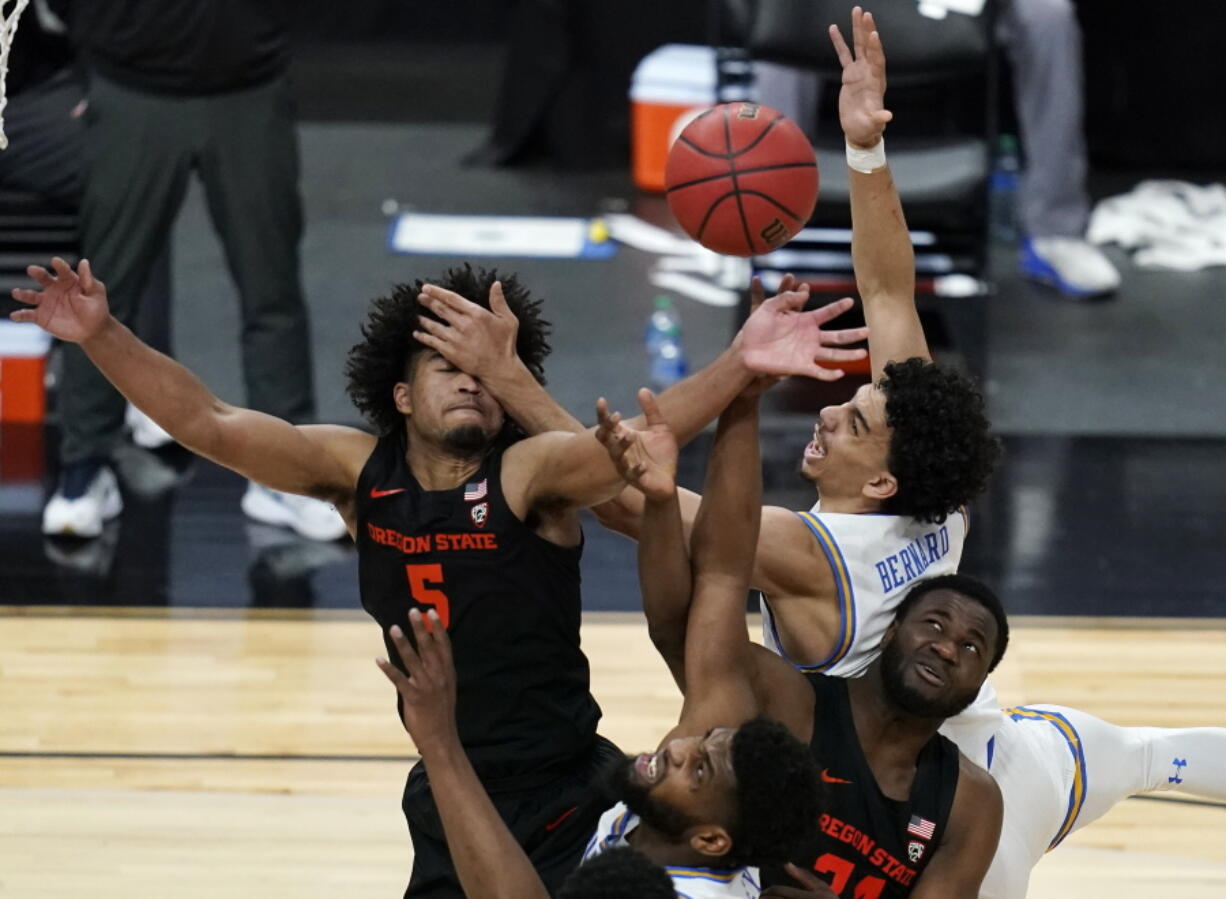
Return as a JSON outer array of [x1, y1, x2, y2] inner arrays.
[[2, 606, 1223, 897]]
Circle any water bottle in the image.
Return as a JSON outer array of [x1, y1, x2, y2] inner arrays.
[[989, 134, 1022, 244], [645, 295, 686, 390]]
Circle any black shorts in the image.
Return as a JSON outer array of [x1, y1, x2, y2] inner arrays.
[[401, 736, 621, 898]]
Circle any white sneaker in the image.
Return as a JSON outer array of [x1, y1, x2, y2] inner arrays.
[[42, 464, 124, 538], [241, 482, 348, 542], [126, 404, 175, 449], [1021, 236, 1122, 297]]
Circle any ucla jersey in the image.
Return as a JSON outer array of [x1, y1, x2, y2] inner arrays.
[[583, 803, 762, 898], [761, 504, 969, 677], [760, 504, 1005, 765]]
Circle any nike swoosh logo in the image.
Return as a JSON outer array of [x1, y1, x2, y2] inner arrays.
[[370, 487, 406, 499], [820, 769, 852, 784]]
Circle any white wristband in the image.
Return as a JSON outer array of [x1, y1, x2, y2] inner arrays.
[[846, 138, 887, 173]]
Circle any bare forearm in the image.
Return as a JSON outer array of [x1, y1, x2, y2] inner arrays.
[[691, 395, 762, 577], [644, 346, 752, 445], [685, 395, 761, 688], [484, 359, 585, 434], [639, 492, 691, 690], [849, 166, 928, 374], [81, 316, 225, 451], [420, 740, 551, 899]]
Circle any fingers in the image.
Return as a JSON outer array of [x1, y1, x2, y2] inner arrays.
[[818, 346, 869, 363], [637, 388, 665, 427], [488, 281, 516, 321], [9, 309, 36, 323], [10, 288, 41, 306], [50, 256, 74, 279], [828, 22, 853, 67], [809, 364, 847, 382], [749, 276, 766, 311], [25, 264, 54, 288], [779, 273, 799, 294], [419, 284, 480, 323], [78, 258, 97, 292], [414, 316, 452, 341], [387, 622, 424, 678], [770, 284, 811, 311], [803, 295, 855, 325], [821, 326, 870, 346], [375, 655, 411, 691], [852, 6, 866, 58]]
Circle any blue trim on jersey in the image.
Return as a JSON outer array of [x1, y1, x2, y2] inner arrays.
[[666, 866, 744, 882], [795, 511, 857, 671], [986, 735, 996, 770]]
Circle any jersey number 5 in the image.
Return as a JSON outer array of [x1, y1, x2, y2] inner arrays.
[[406, 563, 450, 629], [814, 853, 885, 898]]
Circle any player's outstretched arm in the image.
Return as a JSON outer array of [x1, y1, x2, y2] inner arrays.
[[377, 610, 551, 899], [834, 7, 930, 377], [415, 281, 585, 435], [11, 258, 368, 508], [910, 756, 1003, 899], [595, 390, 690, 690], [670, 391, 812, 739]]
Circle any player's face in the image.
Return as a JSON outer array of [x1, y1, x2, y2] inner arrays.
[[618, 727, 738, 838], [880, 589, 997, 720], [801, 383, 893, 503], [400, 351, 505, 453]]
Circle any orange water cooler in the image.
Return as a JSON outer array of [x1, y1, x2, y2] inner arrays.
[[630, 45, 726, 193]]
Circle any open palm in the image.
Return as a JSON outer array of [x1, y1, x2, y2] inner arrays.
[[9, 257, 111, 344], [739, 290, 868, 381], [595, 390, 678, 502], [831, 7, 893, 149]]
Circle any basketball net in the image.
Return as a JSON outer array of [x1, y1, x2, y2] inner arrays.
[[0, 0, 32, 150]]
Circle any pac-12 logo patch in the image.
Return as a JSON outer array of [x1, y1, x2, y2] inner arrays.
[[907, 840, 926, 863], [470, 502, 489, 528]]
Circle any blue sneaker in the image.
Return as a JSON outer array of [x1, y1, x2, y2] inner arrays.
[[1021, 236, 1121, 298]]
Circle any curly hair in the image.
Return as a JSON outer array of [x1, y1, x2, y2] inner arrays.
[[344, 264, 553, 437], [725, 717, 822, 869], [558, 846, 675, 899], [878, 358, 1000, 524], [894, 573, 1010, 672]]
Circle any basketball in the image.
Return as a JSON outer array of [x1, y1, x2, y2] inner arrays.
[[665, 102, 819, 257]]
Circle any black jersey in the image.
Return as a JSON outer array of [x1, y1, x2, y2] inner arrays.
[[356, 433, 601, 777], [771, 674, 960, 897]]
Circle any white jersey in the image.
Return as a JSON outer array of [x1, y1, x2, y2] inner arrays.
[[761, 503, 969, 678], [583, 802, 762, 898], [760, 503, 1005, 764]]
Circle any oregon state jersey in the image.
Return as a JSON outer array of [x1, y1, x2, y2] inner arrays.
[[768, 674, 959, 897], [356, 434, 601, 773], [583, 802, 762, 898], [759, 504, 1004, 769]]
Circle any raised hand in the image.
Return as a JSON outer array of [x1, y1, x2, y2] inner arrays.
[[831, 6, 894, 149], [738, 288, 869, 381], [413, 280, 520, 381], [375, 609, 459, 755], [10, 257, 111, 344], [594, 389, 678, 502]]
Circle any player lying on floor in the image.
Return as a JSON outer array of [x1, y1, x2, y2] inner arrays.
[[378, 605, 834, 898]]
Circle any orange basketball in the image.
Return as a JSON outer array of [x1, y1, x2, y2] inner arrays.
[[665, 102, 818, 257]]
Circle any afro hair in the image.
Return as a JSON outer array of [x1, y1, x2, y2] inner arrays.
[[879, 358, 1001, 524], [725, 717, 822, 868], [558, 846, 675, 899], [344, 264, 552, 438]]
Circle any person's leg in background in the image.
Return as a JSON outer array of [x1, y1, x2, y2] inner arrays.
[[47, 75, 195, 537], [197, 75, 344, 542], [1000, 0, 1120, 297]]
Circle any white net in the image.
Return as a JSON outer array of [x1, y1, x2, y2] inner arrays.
[[0, 0, 32, 150]]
